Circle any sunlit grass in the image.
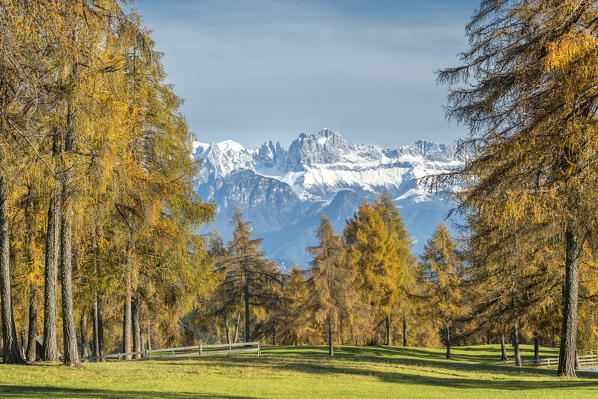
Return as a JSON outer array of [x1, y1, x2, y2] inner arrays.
[[0, 344, 594, 398]]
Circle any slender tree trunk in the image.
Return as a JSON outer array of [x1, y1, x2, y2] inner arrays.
[[486, 330, 491, 345], [42, 193, 60, 361], [147, 323, 152, 351], [328, 315, 334, 357], [558, 224, 581, 377], [91, 206, 103, 362], [0, 174, 24, 364], [244, 280, 250, 342], [60, 205, 80, 366], [225, 317, 230, 345], [272, 324, 276, 346], [24, 191, 38, 363], [512, 322, 521, 367], [233, 311, 240, 344], [533, 334, 539, 364], [385, 314, 392, 346], [500, 333, 508, 361], [445, 326, 451, 359], [402, 318, 407, 347], [132, 294, 141, 359], [92, 296, 99, 361], [123, 282, 132, 359], [97, 296, 105, 361], [80, 310, 88, 360], [26, 281, 38, 362]]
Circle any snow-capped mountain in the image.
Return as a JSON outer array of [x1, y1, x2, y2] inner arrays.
[[193, 129, 464, 268]]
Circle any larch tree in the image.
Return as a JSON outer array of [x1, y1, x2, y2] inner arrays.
[[212, 210, 281, 343], [345, 200, 403, 346], [373, 193, 415, 345], [306, 214, 364, 357], [438, 0, 598, 376], [420, 223, 464, 359]]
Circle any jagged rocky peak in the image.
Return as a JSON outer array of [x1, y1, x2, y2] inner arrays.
[[256, 140, 284, 168], [285, 128, 350, 170]]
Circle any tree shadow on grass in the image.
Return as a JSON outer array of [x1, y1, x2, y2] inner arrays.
[[160, 351, 598, 391], [0, 385, 258, 399], [266, 346, 573, 377]]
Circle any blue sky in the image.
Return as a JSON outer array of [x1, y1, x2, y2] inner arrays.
[[136, 0, 480, 148]]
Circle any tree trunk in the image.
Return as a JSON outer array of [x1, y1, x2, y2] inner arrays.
[[272, 324, 276, 346], [402, 318, 407, 347], [42, 193, 60, 361], [486, 330, 491, 345], [328, 315, 334, 357], [558, 224, 581, 377], [94, 295, 105, 361], [233, 311, 240, 344], [385, 314, 391, 346], [132, 294, 141, 359], [512, 322, 521, 367], [147, 323, 152, 351], [26, 281, 38, 362], [92, 296, 99, 361], [25, 191, 38, 363], [60, 206, 80, 366], [244, 280, 250, 342], [80, 310, 88, 360], [533, 334, 539, 364], [500, 333, 508, 361], [225, 318, 230, 345], [445, 326, 451, 359], [0, 174, 24, 364], [123, 283, 132, 359]]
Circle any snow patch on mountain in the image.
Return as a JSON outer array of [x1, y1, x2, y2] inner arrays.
[[194, 129, 464, 267]]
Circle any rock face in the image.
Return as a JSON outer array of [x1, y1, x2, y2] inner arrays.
[[194, 129, 464, 268]]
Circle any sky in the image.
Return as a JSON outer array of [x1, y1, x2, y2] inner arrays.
[[135, 0, 480, 148]]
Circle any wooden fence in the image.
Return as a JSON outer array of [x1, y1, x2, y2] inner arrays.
[[81, 341, 261, 362], [488, 353, 598, 368]]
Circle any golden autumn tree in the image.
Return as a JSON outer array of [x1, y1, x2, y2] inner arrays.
[[419, 223, 465, 359], [463, 211, 563, 365], [306, 214, 364, 356], [345, 200, 403, 345], [438, 0, 598, 376], [373, 193, 415, 345], [0, 0, 216, 366]]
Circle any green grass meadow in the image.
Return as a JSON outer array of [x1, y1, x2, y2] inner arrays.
[[0, 345, 596, 398]]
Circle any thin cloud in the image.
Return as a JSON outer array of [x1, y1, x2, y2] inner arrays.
[[136, 0, 477, 147]]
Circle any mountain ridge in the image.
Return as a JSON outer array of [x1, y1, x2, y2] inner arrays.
[[193, 129, 463, 268]]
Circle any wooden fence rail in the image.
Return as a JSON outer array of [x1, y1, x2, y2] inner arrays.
[[81, 341, 261, 362], [488, 354, 598, 368]]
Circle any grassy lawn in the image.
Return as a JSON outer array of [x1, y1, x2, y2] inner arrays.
[[0, 344, 596, 398]]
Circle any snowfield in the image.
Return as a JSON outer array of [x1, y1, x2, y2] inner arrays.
[[193, 129, 464, 267]]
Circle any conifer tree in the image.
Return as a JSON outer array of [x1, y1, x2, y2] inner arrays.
[[438, 0, 598, 376], [373, 193, 415, 345], [307, 214, 363, 356], [345, 200, 402, 345], [277, 266, 312, 345], [212, 210, 281, 343], [420, 223, 464, 359]]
